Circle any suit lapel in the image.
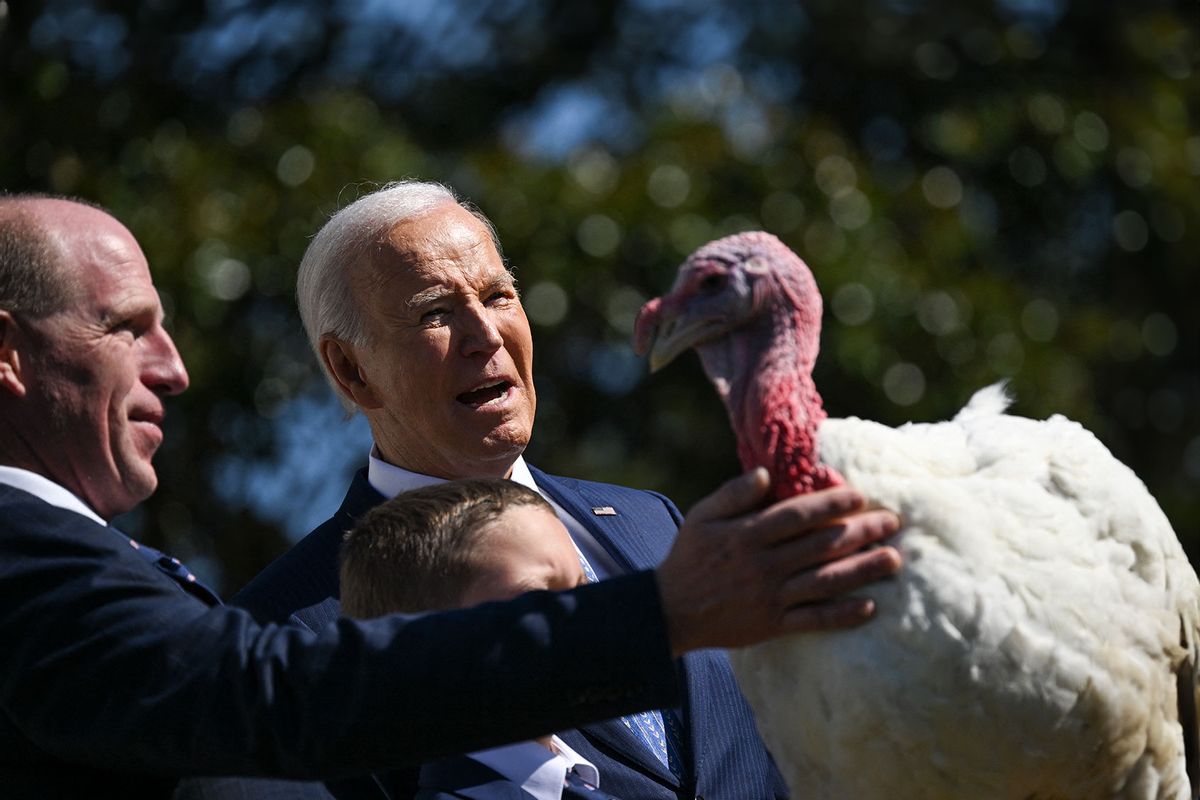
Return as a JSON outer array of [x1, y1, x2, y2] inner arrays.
[[565, 717, 680, 787], [531, 468, 687, 790], [291, 468, 386, 632], [679, 651, 727, 792], [340, 467, 390, 520], [528, 469, 672, 573]]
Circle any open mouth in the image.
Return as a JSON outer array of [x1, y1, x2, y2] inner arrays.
[[456, 381, 512, 408]]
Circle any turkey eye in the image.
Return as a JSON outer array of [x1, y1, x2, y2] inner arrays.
[[699, 274, 726, 292]]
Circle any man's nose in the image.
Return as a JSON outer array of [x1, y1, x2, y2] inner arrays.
[[459, 303, 504, 356], [142, 325, 190, 396]]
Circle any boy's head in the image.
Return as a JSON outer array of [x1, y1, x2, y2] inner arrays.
[[340, 478, 585, 619]]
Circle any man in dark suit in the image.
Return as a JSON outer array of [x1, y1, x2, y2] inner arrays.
[[0, 194, 902, 798], [221, 181, 905, 800]]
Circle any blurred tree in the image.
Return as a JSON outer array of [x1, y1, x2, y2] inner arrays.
[[1, 0, 1196, 592]]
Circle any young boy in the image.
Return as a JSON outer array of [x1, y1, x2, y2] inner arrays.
[[340, 478, 620, 800]]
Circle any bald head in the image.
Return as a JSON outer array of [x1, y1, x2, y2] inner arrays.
[[0, 195, 90, 318], [0, 195, 189, 519]]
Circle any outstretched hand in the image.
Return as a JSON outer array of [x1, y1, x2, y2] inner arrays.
[[656, 468, 902, 657]]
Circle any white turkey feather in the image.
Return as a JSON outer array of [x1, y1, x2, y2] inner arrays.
[[730, 384, 1200, 800]]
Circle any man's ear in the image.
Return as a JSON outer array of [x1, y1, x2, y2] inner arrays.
[[0, 311, 28, 398], [319, 336, 381, 410]]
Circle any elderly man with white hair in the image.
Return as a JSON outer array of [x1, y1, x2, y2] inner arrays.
[[217, 181, 903, 800]]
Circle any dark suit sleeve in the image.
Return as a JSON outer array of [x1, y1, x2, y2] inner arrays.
[[0, 500, 679, 780]]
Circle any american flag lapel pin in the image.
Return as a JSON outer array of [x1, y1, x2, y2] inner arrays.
[[591, 506, 617, 516]]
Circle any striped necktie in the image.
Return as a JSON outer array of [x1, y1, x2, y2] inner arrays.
[[576, 548, 680, 776]]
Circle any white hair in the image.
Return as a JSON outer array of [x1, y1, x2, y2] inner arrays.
[[297, 180, 504, 411]]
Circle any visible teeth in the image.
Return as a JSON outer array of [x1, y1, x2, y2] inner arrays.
[[458, 382, 509, 407]]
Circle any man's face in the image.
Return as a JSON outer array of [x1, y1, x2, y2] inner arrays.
[[337, 202, 536, 479], [17, 202, 189, 519], [458, 504, 586, 606]]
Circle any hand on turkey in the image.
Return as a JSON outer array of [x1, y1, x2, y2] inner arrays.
[[656, 467, 902, 657]]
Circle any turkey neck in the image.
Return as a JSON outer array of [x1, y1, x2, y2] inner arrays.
[[695, 283, 842, 501]]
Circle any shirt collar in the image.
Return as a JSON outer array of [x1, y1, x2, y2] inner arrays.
[[365, 445, 616, 577], [366, 446, 538, 499], [469, 735, 599, 800], [0, 466, 106, 525]]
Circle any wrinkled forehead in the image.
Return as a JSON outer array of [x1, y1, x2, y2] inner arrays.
[[393, 210, 492, 257], [362, 208, 512, 298], [23, 199, 152, 296], [85, 226, 151, 276]]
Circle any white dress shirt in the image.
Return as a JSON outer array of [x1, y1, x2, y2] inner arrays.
[[366, 448, 623, 578], [0, 465, 105, 525], [470, 735, 601, 800]]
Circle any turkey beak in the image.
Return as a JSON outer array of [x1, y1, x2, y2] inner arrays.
[[635, 295, 732, 372], [635, 297, 691, 372], [645, 313, 721, 373]]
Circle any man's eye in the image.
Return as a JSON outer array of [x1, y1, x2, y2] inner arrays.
[[421, 308, 449, 323]]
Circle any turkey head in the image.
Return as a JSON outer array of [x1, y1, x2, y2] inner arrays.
[[634, 232, 843, 499]]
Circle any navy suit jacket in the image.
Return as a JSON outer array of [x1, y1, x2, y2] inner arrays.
[[0, 483, 680, 799], [229, 466, 788, 800]]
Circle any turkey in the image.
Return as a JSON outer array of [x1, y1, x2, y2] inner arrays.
[[633, 231, 1200, 799]]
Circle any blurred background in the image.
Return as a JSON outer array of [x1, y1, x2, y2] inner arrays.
[[1, 0, 1196, 594]]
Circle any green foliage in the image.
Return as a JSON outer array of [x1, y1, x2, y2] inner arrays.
[[2, 0, 1196, 591]]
